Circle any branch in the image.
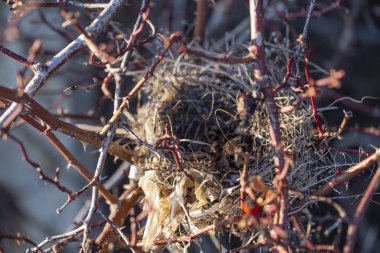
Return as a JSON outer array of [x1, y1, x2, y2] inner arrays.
[[314, 149, 380, 196], [193, 0, 209, 43], [0, 85, 133, 162], [0, 233, 43, 253], [21, 114, 117, 205], [249, 0, 288, 228], [344, 164, 380, 253], [0, 0, 129, 127]]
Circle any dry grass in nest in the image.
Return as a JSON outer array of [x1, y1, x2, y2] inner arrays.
[[123, 45, 336, 249]]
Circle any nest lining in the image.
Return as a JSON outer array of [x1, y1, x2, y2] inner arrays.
[[124, 47, 336, 249]]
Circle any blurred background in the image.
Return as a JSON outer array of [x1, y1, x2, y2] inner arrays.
[[0, 0, 379, 252]]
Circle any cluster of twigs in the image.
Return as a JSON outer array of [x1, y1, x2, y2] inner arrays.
[[0, 1, 379, 253]]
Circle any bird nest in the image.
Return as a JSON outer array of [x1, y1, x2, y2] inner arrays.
[[124, 45, 335, 250]]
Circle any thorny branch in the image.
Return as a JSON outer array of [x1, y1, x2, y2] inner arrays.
[[6, 132, 73, 195], [249, 0, 289, 232]]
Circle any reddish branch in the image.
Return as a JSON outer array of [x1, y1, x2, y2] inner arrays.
[[304, 50, 324, 136], [0, 85, 134, 163], [7, 133, 73, 195], [0, 44, 34, 68], [314, 150, 380, 196], [344, 164, 380, 253], [193, 0, 209, 43], [0, 233, 44, 253], [249, 0, 288, 229], [21, 114, 117, 204]]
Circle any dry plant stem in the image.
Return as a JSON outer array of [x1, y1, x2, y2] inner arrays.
[[314, 149, 380, 196], [60, 10, 116, 64], [287, 0, 341, 18], [22, 114, 117, 204], [0, 0, 129, 127], [0, 234, 44, 253], [344, 164, 380, 253], [0, 86, 133, 162], [80, 124, 116, 252], [249, 0, 288, 228], [193, 0, 209, 43], [97, 209, 136, 253]]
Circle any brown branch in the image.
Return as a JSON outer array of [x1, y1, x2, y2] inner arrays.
[[193, 0, 209, 43], [95, 187, 144, 252], [314, 150, 380, 196], [0, 233, 44, 253], [7, 133, 73, 195], [249, 0, 288, 229], [344, 164, 380, 253], [0, 85, 134, 163], [0, 44, 34, 68], [21, 114, 117, 205]]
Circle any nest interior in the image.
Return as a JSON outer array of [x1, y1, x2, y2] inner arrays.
[[124, 45, 335, 249]]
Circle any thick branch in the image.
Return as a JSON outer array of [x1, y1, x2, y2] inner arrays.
[[0, 86, 133, 162]]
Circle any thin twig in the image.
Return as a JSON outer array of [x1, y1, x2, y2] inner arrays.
[[7, 133, 73, 195], [0, 233, 44, 253]]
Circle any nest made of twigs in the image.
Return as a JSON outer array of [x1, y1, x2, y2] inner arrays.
[[123, 44, 335, 250]]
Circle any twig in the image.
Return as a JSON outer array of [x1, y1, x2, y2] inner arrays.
[[344, 164, 380, 253], [95, 187, 144, 252], [99, 32, 182, 136], [295, 0, 316, 78], [29, 225, 85, 252], [0, 233, 44, 253], [7, 133, 73, 195], [21, 114, 117, 205]]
